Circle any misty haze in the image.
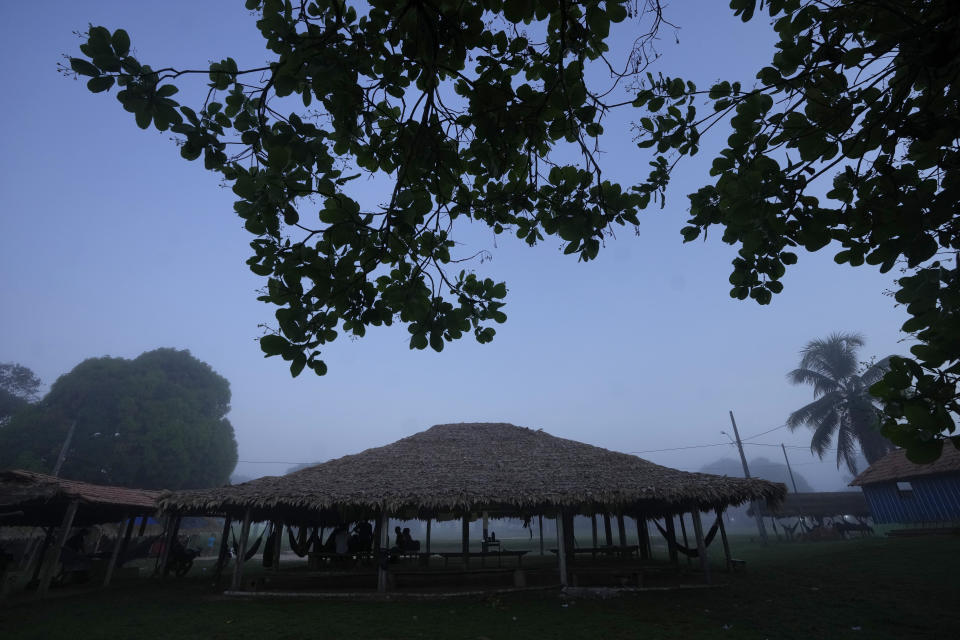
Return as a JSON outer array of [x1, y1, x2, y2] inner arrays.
[[1, 1, 958, 639]]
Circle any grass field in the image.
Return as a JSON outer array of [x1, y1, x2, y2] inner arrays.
[[1, 535, 958, 639]]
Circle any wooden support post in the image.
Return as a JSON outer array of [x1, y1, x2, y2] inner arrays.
[[461, 513, 470, 566], [717, 508, 732, 572], [103, 514, 132, 587], [679, 512, 692, 566], [37, 499, 79, 599], [481, 510, 489, 555], [556, 511, 568, 587], [230, 509, 251, 591], [538, 514, 544, 555], [665, 516, 679, 566], [117, 512, 137, 562], [137, 515, 148, 537], [29, 528, 53, 584], [591, 514, 598, 560], [18, 531, 40, 571], [92, 529, 103, 555], [637, 516, 650, 561], [213, 515, 232, 581], [272, 520, 283, 571], [692, 509, 711, 585], [377, 511, 389, 593], [425, 518, 432, 554], [562, 510, 576, 566], [158, 515, 182, 578], [603, 513, 613, 546], [617, 512, 627, 547]]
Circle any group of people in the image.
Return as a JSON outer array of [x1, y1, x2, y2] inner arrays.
[[315, 521, 421, 562], [392, 526, 419, 552], [321, 521, 375, 555]]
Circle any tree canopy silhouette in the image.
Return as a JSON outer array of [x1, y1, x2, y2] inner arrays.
[[0, 349, 237, 489], [65, 0, 959, 460]]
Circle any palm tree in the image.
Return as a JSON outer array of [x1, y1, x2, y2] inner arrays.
[[787, 333, 894, 475]]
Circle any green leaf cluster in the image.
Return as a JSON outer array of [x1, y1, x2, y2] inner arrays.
[[69, 0, 647, 378], [675, 0, 960, 460]]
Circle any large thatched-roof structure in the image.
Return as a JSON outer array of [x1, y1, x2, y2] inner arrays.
[[157, 423, 786, 593], [161, 423, 784, 522]]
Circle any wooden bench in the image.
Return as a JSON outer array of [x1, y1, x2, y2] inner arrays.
[[436, 550, 528, 568], [730, 558, 746, 571]]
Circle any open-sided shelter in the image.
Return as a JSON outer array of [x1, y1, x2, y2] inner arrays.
[[748, 491, 870, 520], [160, 423, 786, 592], [0, 469, 161, 595], [850, 446, 960, 524]]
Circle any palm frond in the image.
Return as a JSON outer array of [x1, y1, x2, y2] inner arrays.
[[787, 367, 840, 397], [810, 409, 840, 458], [835, 415, 860, 475], [860, 356, 892, 386], [787, 392, 843, 431], [797, 333, 863, 382]]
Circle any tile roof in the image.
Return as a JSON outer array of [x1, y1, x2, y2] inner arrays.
[[0, 469, 162, 509]]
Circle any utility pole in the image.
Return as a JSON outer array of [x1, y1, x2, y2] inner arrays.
[[781, 443, 799, 493], [728, 411, 768, 544], [51, 421, 77, 477]]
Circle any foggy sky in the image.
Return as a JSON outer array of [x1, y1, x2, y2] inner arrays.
[[0, 1, 909, 491]]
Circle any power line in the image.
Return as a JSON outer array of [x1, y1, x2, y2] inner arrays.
[[629, 442, 732, 454], [741, 441, 839, 452], [741, 423, 787, 441]]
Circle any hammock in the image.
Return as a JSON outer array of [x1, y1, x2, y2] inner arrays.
[[286, 525, 317, 557], [230, 524, 266, 562], [654, 517, 720, 558]]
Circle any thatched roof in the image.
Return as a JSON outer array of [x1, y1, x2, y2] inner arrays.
[[0, 469, 161, 526], [747, 492, 870, 518], [849, 445, 960, 486], [160, 423, 785, 523]]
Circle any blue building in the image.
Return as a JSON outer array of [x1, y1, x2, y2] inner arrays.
[[850, 446, 960, 524]]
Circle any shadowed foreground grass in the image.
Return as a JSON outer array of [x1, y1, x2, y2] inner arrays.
[[1, 535, 957, 639]]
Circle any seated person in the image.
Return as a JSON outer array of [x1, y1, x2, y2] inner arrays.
[[353, 521, 373, 552], [400, 527, 420, 552]]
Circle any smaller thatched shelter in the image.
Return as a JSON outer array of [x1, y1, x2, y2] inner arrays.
[[0, 469, 163, 597]]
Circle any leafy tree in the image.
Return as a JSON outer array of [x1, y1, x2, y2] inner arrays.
[[62, 0, 666, 380], [787, 333, 893, 474], [654, 0, 959, 460], [0, 363, 42, 425], [0, 349, 238, 489], [66, 0, 960, 461]]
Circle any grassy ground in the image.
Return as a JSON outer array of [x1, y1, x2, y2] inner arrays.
[[1, 535, 958, 639]]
